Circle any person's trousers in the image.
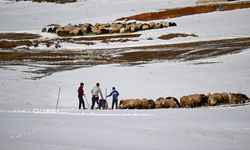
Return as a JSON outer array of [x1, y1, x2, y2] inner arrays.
[[91, 96, 99, 109], [112, 99, 118, 109], [78, 95, 85, 109]]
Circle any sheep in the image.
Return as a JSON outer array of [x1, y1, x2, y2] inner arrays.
[[229, 93, 249, 104], [119, 99, 141, 109], [166, 97, 180, 108], [208, 92, 229, 106], [180, 94, 208, 108], [155, 97, 177, 108], [140, 98, 155, 109]]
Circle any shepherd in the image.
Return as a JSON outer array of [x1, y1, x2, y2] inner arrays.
[[91, 83, 103, 109], [77, 82, 86, 110], [107, 87, 120, 109]]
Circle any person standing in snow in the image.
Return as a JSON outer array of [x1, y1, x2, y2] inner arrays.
[[107, 87, 119, 109], [91, 83, 103, 109], [77, 82, 86, 110]]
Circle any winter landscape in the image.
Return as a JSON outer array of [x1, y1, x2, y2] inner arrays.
[[0, 0, 250, 149]]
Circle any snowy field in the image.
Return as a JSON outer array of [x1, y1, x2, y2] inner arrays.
[[0, 106, 250, 150], [0, 0, 250, 149], [0, 47, 250, 150]]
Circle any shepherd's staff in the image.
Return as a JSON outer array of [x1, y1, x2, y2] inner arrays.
[[84, 95, 90, 109], [56, 87, 61, 110]]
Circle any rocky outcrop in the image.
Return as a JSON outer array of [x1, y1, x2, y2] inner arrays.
[[42, 21, 176, 37]]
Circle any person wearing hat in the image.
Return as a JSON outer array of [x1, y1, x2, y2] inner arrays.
[[107, 87, 120, 109]]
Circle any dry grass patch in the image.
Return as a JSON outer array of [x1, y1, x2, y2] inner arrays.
[[117, 1, 250, 21], [73, 34, 141, 41], [15, 0, 76, 4], [114, 37, 250, 62], [0, 40, 33, 49], [0, 51, 112, 65], [115, 50, 190, 62], [0, 33, 41, 40], [159, 33, 198, 40]]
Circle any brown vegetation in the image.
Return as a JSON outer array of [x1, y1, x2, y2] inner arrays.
[[0, 40, 33, 49], [15, 0, 76, 4], [1, 37, 250, 66], [0, 33, 142, 49], [117, 1, 250, 21], [159, 33, 198, 40], [115, 37, 250, 62], [73, 34, 141, 41], [0, 51, 111, 65], [0, 33, 41, 40]]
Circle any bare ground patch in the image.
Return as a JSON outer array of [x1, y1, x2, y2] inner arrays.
[[1, 37, 249, 65], [0, 40, 33, 49], [114, 37, 250, 62], [1, 37, 249, 79], [117, 1, 250, 21], [0, 33, 41, 40], [14, 0, 76, 4], [0, 33, 141, 49], [159, 33, 198, 40]]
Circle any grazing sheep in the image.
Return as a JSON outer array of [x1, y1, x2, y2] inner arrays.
[[229, 93, 249, 104], [79, 23, 92, 33], [119, 99, 141, 109], [91, 26, 102, 35], [208, 92, 229, 106], [140, 98, 155, 109], [148, 22, 156, 29], [43, 21, 177, 36], [169, 22, 177, 27], [180, 94, 207, 108], [148, 99, 155, 109], [46, 24, 60, 33], [141, 24, 150, 30], [159, 21, 169, 28], [155, 97, 177, 108], [166, 97, 180, 108], [69, 27, 84, 36]]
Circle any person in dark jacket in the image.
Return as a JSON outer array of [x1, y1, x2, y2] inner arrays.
[[77, 82, 85, 109], [107, 87, 119, 109]]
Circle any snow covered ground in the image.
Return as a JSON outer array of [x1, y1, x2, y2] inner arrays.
[[1, 0, 250, 50], [0, 0, 250, 149], [0, 106, 250, 150], [0, 46, 250, 150]]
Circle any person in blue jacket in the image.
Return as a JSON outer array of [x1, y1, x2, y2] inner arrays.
[[107, 87, 120, 109]]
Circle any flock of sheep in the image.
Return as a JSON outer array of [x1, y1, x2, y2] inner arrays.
[[41, 21, 177, 37], [117, 92, 249, 109]]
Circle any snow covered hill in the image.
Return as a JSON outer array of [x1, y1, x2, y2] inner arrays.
[[0, 0, 250, 150]]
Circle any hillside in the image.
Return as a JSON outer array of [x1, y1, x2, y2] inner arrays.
[[0, 0, 250, 150]]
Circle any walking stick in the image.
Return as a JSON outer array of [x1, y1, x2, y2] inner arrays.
[[84, 95, 90, 109], [56, 87, 61, 110]]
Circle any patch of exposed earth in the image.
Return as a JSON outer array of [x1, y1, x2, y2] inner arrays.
[[1, 1, 250, 79], [11, 0, 76, 4], [1, 36, 250, 79], [117, 1, 250, 21]]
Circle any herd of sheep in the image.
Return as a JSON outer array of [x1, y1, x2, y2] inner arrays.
[[117, 92, 249, 109], [41, 21, 177, 37]]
